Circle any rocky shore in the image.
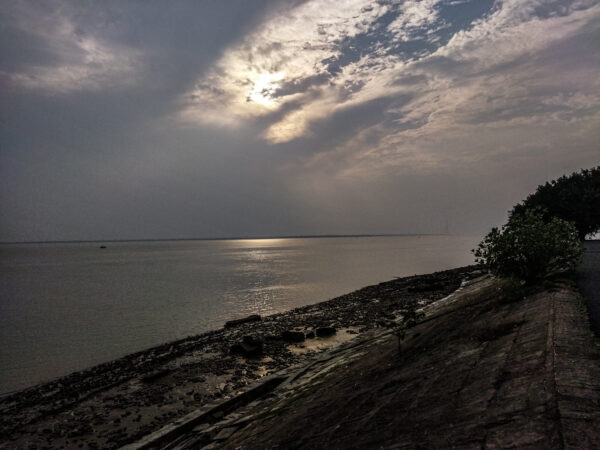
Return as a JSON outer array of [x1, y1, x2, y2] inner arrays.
[[0, 265, 481, 449]]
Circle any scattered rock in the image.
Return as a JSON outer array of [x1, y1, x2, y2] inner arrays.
[[408, 280, 444, 292], [141, 368, 171, 383], [316, 327, 337, 337], [225, 315, 262, 328], [281, 330, 305, 342], [230, 336, 263, 357], [243, 335, 262, 346]]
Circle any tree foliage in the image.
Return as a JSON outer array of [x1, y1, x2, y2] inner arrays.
[[473, 208, 583, 284], [510, 167, 600, 240]]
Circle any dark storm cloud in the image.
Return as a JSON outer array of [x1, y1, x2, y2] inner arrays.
[[1, 0, 599, 242]]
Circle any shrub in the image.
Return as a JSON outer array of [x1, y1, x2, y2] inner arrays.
[[473, 208, 584, 284], [499, 278, 528, 303], [510, 167, 600, 240]]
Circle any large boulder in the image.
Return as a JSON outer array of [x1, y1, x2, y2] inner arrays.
[[281, 330, 305, 342], [316, 327, 337, 337], [230, 336, 263, 357]]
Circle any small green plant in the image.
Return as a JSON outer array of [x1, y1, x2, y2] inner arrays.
[[393, 303, 425, 352], [473, 208, 584, 285]]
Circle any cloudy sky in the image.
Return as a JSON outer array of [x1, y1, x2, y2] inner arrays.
[[1, 0, 598, 242]]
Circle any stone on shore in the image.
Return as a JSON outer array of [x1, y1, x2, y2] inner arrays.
[[224, 314, 261, 328], [281, 330, 305, 342], [140, 368, 171, 383], [230, 336, 263, 357], [316, 327, 337, 337]]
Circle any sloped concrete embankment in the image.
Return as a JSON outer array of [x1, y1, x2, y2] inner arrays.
[[135, 277, 600, 449]]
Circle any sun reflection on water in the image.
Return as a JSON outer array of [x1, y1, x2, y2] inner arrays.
[[230, 238, 292, 248]]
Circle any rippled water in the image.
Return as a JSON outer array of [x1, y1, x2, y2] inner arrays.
[[0, 235, 479, 394]]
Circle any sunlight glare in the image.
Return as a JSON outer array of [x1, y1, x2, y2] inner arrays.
[[248, 72, 284, 107]]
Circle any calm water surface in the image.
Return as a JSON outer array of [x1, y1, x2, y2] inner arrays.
[[0, 235, 479, 394]]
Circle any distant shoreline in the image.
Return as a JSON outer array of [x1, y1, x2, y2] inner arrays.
[[0, 233, 456, 245]]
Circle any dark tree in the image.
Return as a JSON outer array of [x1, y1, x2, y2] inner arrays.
[[510, 167, 600, 240]]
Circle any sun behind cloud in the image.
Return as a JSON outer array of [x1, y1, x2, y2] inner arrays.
[[178, 0, 600, 154], [247, 72, 285, 106], [178, 0, 394, 136]]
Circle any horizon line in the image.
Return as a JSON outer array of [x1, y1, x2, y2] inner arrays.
[[0, 233, 457, 245]]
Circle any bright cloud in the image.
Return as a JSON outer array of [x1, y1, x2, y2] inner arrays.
[[179, 0, 395, 138], [180, 0, 599, 155], [387, 0, 441, 41]]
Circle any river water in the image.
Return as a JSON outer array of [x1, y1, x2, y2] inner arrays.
[[0, 235, 479, 394]]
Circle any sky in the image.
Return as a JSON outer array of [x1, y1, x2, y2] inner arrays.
[[1, 0, 599, 242]]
